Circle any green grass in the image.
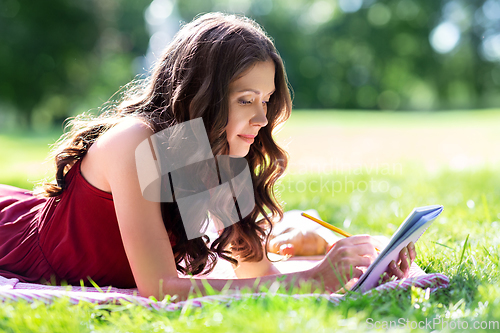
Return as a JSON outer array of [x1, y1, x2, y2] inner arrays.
[[280, 108, 500, 128], [279, 167, 500, 325], [0, 128, 62, 190], [1, 111, 499, 332]]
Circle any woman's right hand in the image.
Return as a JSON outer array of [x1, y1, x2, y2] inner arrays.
[[308, 235, 384, 293]]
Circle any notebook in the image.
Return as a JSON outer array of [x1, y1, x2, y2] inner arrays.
[[350, 205, 444, 293]]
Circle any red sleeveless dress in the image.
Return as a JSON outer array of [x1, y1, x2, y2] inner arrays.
[[0, 159, 174, 288]]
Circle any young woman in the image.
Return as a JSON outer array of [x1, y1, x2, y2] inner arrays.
[[0, 13, 415, 300]]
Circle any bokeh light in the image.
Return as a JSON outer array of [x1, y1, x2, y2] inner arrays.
[[367, 3, 392, 26], [429, 21, 461, 54], [481, 34, 500, 61], [338, 0, 362, 13]]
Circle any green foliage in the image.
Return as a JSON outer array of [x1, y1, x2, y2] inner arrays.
[[177, 0, 500, 111], [0, 0, 98, 123], [0, 0, 150, 129]]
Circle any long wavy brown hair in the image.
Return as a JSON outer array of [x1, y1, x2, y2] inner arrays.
[[40, 12, 292, 276]]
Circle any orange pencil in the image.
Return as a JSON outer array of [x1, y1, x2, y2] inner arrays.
[[301, 212, 381, 252]]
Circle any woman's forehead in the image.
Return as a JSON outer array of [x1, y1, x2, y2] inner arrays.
[[229, 60, 275, 94]]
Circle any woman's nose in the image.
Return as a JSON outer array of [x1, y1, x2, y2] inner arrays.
[[251, 104, 268, 127]]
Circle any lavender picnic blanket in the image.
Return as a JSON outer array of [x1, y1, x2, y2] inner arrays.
[[0, 259, 449, 311]]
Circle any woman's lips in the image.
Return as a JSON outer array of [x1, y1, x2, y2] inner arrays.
[[238, 134, 255, 144]]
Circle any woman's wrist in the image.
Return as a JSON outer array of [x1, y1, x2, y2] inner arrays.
[[306, 258, 343, 293], [298, 265, 326, 291]]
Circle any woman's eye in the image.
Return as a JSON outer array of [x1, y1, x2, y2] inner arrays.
[[238, 99, 269, 106]]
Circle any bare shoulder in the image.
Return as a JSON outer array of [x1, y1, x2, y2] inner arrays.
[[81, 116, 154, 193], [95, 117, 154, 156]]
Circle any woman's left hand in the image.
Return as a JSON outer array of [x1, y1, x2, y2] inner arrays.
[[383, 241, 417, 281]]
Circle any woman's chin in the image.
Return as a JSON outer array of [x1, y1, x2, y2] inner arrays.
[[228, 148, 250, 158]]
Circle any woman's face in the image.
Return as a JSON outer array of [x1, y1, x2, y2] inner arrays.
[[226, 60, 275, 157]]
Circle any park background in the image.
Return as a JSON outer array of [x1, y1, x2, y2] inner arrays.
[[0, 0, 500, 332]]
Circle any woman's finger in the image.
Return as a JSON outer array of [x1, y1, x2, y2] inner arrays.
[[344, 255, 373, 269], [399, 247, 411, 277], [389, 260, 405, 279], [380, 271, 389, 283], [408, 241, 416, 262], [328, 240, 379, 261]]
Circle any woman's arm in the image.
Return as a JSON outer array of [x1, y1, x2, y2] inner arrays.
[[97, 118, 413, 300], [99, 118, 180, 298], [97, 118, 321, 300]]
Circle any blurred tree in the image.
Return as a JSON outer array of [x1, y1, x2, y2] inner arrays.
[[175, 0, 500, 110], [0, 0, 98, 127], [1, 0, 499, 123], [0, 0, 150, 129], [254, 0, 500, 110]]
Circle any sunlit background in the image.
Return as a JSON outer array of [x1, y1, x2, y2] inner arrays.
[[1, 4, 499, 325], [1, 0, 500, 132]]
